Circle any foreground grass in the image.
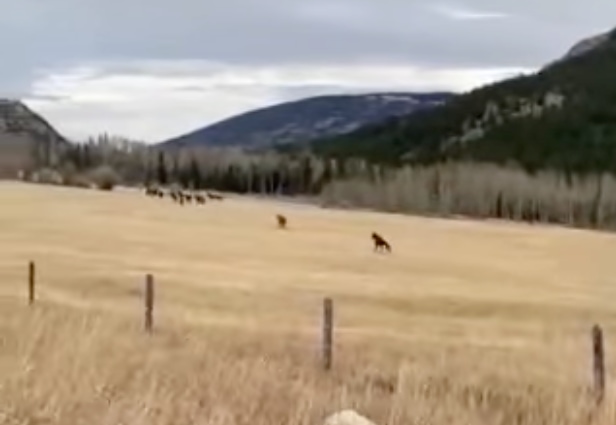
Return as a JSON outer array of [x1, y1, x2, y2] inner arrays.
[[1, 182, 616, 424], [0, 302, 612, 425]]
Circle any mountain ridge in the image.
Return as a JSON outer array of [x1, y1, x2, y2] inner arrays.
[[158, 91, 455, 150], [0, 99, 68, 176]]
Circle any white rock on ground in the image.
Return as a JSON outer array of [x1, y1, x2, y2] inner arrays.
[[323, 409, 378, 425]]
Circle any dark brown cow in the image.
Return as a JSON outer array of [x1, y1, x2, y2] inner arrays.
[[207, 191, 224, 201], [145, 186, 163, 197], [276, 214, 287, 229], [371, 232, 391, 253]]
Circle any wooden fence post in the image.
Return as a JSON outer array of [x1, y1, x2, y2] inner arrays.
[[145, 274, 154, 333], [28, 261, 35, 305], [592, 324, 605, 404], [322, 297, 334, 371]]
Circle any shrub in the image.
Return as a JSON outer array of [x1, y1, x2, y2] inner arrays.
[[16, 169, 28, 181], [32, 168, 63, 185], [70, 174, 93, 189], [89, 165, 120, 191]]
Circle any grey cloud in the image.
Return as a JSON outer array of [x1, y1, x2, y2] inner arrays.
[[1, 0, 616, 95], [26, 94, 70, 102], [174, 85, 210, 92], [172, 82, 419, 100], [273, 85, 417, 102], [275, 85, 376, 100]]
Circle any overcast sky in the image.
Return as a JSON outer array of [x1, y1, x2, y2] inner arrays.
[[2, 0, 614, 142]]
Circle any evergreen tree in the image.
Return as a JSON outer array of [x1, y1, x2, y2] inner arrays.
[[171, 155, 180, 185], [301, 156, 313, 193], [157, 151, 168, 185], [189, 157, 202, 189], [144, 161, 153, 186]]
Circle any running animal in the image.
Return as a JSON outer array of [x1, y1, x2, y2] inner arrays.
[[371, 232, 391, 253]]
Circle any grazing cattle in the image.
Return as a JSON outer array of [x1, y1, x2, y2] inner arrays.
[[371, 232, 391, 253], [145, 186, 162, 197], [170, 190, 185, 204], [276, 214, 287, 229], [195, 194, 206, 204], [207, 191, 224, 201]]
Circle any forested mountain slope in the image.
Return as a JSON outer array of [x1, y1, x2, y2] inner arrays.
[[311, 28, 616, 174]]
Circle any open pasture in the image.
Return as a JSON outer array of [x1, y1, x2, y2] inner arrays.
[[1, 181, 616, 424]]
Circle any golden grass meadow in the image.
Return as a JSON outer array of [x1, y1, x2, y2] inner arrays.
[[1, 181, 616, 424]]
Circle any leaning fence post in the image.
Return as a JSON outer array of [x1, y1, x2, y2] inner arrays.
[[28, 261, 35, 305], [322, 297, 334, 370], [145, 274, 154, 333], [592, 324, 605, 404]]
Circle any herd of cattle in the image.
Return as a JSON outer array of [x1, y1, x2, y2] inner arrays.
[[144, 186, 225, 205], [143, 185, 392, 253]]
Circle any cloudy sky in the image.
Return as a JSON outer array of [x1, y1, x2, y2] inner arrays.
[[2, 0, 614, 143]]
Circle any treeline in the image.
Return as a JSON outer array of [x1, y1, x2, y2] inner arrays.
[[59, 133, 150, 184], [54, 135, 365, 195], [141, 148, 379, 196], [321, 162, 616, 230], [25, 134, 616, 232]]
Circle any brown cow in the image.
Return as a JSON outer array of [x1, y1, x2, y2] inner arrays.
[[276, 214, 287, 229], [371, 232, 391, 253], [207, 191, 224, 201]]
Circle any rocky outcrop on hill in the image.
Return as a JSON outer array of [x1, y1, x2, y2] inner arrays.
[[0, 99, 67, 176]]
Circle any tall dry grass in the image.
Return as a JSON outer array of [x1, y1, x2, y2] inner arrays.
[[2, 182, 616, 424], [1, 301, 613, 425]]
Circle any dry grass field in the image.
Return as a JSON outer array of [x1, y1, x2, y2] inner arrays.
[[2, 181, 616, 425]]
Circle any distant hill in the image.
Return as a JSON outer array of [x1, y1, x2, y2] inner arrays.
[[158, 92, 454, 150], [310, 27, 616, 174], [542, 28, 613, 69], [563, 30, 612, 60], [0, 99, 68, 177]]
